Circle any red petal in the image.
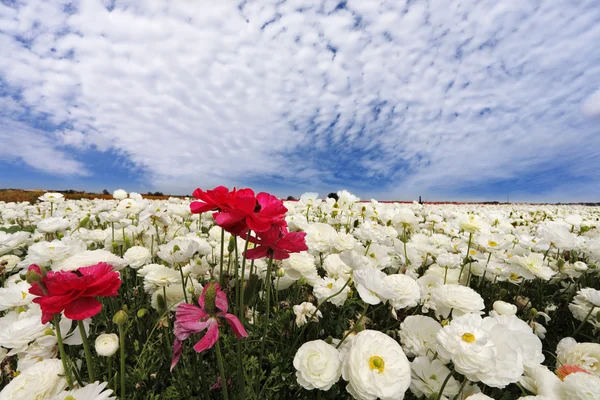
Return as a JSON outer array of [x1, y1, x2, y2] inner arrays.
[[223, 313, 248, 338], [192, 320, 219, 353], [245, 246, 270, 260], [63, 297, 103, 321], [170, 339, 183, 371]]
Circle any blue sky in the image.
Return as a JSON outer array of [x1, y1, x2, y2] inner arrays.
[[1, 0, 600, 202]]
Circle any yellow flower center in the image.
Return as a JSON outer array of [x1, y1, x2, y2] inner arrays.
[[21, 291, 27, 300], [510, 273, 519, 280], [369, 356, 385, 373], [469, 250, 477, 255], [327, 283, 333, 289], [461, 332, 476, 343], [488, 240, 498, 247]]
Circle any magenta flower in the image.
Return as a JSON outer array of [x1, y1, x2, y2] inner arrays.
[[170, 283, 248, 371], [245, 224, 308, 260]]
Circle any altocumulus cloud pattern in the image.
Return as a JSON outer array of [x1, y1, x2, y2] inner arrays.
[[0, 0, 599, 201]]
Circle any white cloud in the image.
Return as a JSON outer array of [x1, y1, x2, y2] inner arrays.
[[583, 90, 600, 119], [0, 0, 599, 198], [0, 119, 89, 176]]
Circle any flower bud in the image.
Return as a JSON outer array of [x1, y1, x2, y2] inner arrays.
[[498, 288, 508, 299], [77, 216, 90, 229], [43, 327, 55, 336], [26, 264, 44, 284], [276, 268, 285, 278], [113, 310, 128, 325], [156, 294, 167, 314], [298, 276, 307, 285], [95, 333, 119, 357], [137, 308, 148, 318], [227, 236, 235, 253], [493, 300, 517, 316]]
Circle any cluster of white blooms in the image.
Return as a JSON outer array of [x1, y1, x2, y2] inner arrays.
[[1, 189, 600, 399]]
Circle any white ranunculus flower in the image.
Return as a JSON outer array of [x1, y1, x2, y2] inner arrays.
[[293, 340, 342, 391], [54, 250, 127, 271], [123, 246, 152, 269], [313, 277, 351, 307], [95, 333, 119, 357], [0, 254, 21, 272], [39, 192, 65, 203], [383, 274, 421, 310], [51, 380, 116, 400], [37, 217, 70, 233], [430, 284, 485, 319], [0, 278, 34, 312], [0, 306, 49, 352], [492, 300, 517, 316], [561, 372, 600, 399], [304, 223, 338, 254], [0, 358, 67, 399], [281, 252, 317, 282], [353, 269, 392, 305], [465, 394, 494, 400], [293, 302, 322, 328], [323, 253, 352, 280], [410, 356, 459, 399], [556, 338, 600, 376], [512, 253, 556, 281], [112, 189, 128, 200], [157, 237, 200, 264], [399, 315, 443, 360], [519, 364, 562, 399], [341, 330, 411, 400]]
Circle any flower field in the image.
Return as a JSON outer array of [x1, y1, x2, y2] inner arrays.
[[0, 188, 599, 400]]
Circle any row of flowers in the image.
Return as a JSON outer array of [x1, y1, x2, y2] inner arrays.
[[0, 188, 599, 399]]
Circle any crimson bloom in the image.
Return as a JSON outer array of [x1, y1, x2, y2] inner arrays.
[[28, 262, 121, 324], [215, 190, 288, 233], [190, 186, 231, 214], [245, 224, 308, 260], [171, 283, 248, 371]]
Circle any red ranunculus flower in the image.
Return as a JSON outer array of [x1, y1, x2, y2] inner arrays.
[[244, 224, 308, 260], [190, 186, 231, 214], [214, 190, 287, 234], [28, 262, 121, 324]]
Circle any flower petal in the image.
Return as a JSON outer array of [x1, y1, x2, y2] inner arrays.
[[192, 320, 219, 353], [223, 313, 248, 339], [63, 296, 103, 320]]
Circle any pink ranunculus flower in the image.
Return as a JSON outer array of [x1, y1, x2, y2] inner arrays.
[[170, 283, 248, 371]]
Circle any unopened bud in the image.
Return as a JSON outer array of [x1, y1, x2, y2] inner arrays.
[[112, 241, 119, 250], [276, 268, 285, 278], [227, 236, 235, 253], [57, 232, 64, 240], [498, 288, 508, 299], [137, 309, 148, 318], [113, 310, 128, 325], [530, 308, 538, 318], [43, 327, 55, 336], [124, 237, 131, 248], [26, 265, 43, 284], [16, 306, 26, 314], [122, 304, 129, 312], [77, 216, 90, 229], [156, 294, 167, 313], [298, 276, 307, 285]]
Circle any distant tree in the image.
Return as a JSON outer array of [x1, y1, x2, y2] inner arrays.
[[327, 192, 339, 201], [153, 191, 164, 196], [102, 189, 110, 195], [286, 196, 297, 201]]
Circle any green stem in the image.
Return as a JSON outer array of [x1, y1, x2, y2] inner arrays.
[[257, 255, 275, 396], [572, 306, 595, 337], [215, 339, 230, 400], [178, 264, 189, 303], [436, 369, 454, 400], [54, 314, 74, 388], [78, 320, 96, 382], [118, 324, 126, 398], [219, 228, 225, 286], [458, 232, 472, 282]]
